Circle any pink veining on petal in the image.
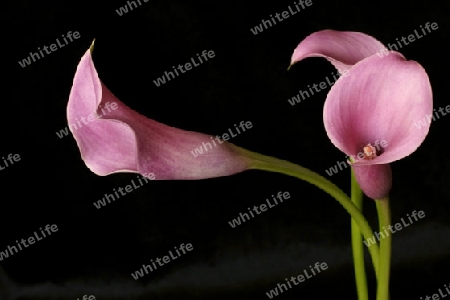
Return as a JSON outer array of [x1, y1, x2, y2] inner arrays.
[[323, 52, 433, 166], [67, 48, 250, 179], [290, 30, 388, 72]]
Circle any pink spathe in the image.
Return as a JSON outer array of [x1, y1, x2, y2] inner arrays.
[[67, 48, 251, 180], [291, 30, 433, 199]]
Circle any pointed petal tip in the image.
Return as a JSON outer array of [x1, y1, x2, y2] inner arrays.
[[90, 39, 96, 53]]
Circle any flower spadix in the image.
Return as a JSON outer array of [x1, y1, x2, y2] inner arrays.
[[67, 47, 251, 179], [290, 30, 433, 199]]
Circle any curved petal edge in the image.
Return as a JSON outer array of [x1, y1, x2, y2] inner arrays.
[[290, 29, 388, 72]]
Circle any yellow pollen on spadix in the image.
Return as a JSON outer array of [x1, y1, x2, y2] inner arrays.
[[363, 144, 377, 160]]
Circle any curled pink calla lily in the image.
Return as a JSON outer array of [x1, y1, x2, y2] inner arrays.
[[291, 30, 433, 199], [67, 47, 251, 179]]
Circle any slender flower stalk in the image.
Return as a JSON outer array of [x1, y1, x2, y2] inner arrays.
[[239, 148, 380, 278], [351, 169, 369, 300], [376, 197, 392, 300]]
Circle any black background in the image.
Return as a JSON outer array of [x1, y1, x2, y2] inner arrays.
[[3, 0, 450, 299]]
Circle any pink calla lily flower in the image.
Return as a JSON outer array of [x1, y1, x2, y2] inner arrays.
[[67, 47, 251, 179], [290, 30, 433, 199]]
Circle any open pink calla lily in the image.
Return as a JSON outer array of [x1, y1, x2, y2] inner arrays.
[[67, 47, 251, 180], [290, 30, 433, 199]]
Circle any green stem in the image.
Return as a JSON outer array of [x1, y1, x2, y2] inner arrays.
[[235, 147, 380, 278], [351, 168, 369, 300], [375, 197, 391, 300]]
